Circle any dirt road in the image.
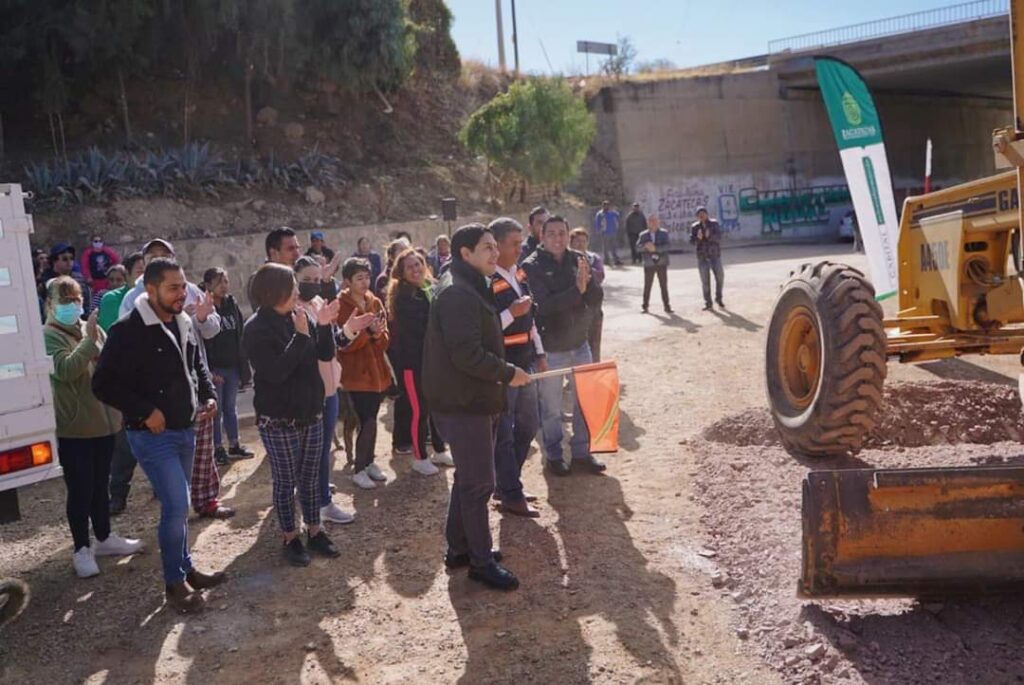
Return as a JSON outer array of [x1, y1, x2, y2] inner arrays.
[[3, 244, 1022, 685]]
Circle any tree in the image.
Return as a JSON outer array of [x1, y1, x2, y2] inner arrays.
[[460, 78, 596, 196], [293, 0, 413, 100], [602, 35, 637, 79], [636, 58, 677, 74], [407, 0, 460, 81]]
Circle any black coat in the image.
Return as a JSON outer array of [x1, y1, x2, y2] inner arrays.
[[92, 295, 216, 431], [203, 295, 251, 384], [521, 246, 603, 353], [423, 259, 515, 416], [242, 307, 335, 422], [390, 282, 430, 372]]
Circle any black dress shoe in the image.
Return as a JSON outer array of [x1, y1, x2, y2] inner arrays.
[[468, 561, 519, 591], [574, 455, 607, 473], [716, 299, 725, 308], [307, 530, 341, 558], [546, 460, 571, 476], [444, 549, 502, 569], [214, 447, 229, 466], [702, 303, 714, 311], [664, 305, 673, 314], [283, 538, 311, 567]]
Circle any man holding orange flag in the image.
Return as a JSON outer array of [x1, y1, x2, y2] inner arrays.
[[522, 216, 606, 476]]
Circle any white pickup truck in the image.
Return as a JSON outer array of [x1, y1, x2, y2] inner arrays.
[[0, 184, 59, 524]]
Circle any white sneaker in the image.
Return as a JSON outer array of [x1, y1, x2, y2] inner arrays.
[[320, 502, 355, 524], [353, 470, 377, 490], [73, 547, 100, 578], [365, 463, 388, 482], [430, 450, 455, 467], [412, 459, 440, 476], [93, 533, 144, 557]]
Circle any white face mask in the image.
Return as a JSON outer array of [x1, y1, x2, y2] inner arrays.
[[92, 241, 104, 250]]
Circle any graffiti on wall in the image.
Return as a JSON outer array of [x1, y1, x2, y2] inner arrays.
[[635, 176, 852, 247]]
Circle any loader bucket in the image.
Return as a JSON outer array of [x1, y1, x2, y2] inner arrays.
[[800, 466, 1024, 598]]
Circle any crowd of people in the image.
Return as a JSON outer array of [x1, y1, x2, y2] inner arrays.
[[32, 200, 725, 611]]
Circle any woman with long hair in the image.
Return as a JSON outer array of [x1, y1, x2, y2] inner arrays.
[[43, 276, 142, 577], [387, 249, 453, 476]]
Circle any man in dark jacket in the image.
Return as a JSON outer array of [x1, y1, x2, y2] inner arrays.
[[93, 258, 225, 614], [625, 202, 647, 265], [518, 205, 548, 264], [690, 206, 725, 310], [424, 224, 531, 591], [521, 216, 606, 476]]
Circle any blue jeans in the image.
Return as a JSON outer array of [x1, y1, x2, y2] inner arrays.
[[495, 374, 540, 502], [126, 428, 195, 584], [320, 392, 340, 507], [538, 342, 592, 462], [212, 367, 240, 448], [698, 255, 724, 305]]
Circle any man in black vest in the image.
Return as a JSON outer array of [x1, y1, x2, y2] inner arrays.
[[489, 218, 547, 518], [424, 224, 532, 591]]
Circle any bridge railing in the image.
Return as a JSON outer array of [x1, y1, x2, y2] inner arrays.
[[768, 0, 1008, 55]]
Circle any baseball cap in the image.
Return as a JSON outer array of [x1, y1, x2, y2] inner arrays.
[[142, 238, 175, 255], [311, 231, 325, 240], [49, 242, 75, 259]]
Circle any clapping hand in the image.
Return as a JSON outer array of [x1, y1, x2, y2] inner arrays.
[[346, 309, 376, 335], [323, 252, 343, 280], [575, 256, 590, 293], [311, 297, 341, 327], [293, 308, 310, 336], [85, 310, 99, 342], [191, 291, 215, 322]]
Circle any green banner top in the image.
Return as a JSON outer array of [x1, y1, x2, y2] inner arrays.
[[814, 57, 883, 150]]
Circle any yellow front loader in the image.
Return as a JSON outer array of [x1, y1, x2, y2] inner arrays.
[[765, 3, 1024, 597]]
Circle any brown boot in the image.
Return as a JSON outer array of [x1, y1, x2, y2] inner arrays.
[[186, 569, 227, 590], [499, 499, 540, 518], [165, 582, 205, 614]]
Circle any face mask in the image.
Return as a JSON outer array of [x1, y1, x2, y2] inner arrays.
[[92, 241, 104, 250], [298, 282, 321, 302], [54, 302, 83, 325]]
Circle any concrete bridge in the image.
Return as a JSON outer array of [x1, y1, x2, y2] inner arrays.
[[580, 0, 1014, 247]]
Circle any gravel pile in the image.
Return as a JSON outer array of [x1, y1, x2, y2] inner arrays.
[[692, 380, 1024, 684], [703, 381, 1024, 449]]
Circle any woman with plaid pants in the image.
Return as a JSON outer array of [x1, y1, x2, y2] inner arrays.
[[243, 263, 345, 567]]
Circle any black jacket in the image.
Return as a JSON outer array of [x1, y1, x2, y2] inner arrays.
[[423, 259, 516, 416], [521, 247, 603, 353], [390, 282, 430, 372], [242, 307, 335, 422], [626, 209, 647, 236], [203, 295, 250, 384], [92, 294, 216, 431]]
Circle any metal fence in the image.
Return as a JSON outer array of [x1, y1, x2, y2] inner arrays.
[[768, 0, 1008, 55]]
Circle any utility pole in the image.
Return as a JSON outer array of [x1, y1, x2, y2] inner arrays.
[[511, 0, 520, 76], [495, 0, 507, 72]]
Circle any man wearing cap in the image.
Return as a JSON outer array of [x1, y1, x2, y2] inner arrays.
[[625, 202, 647, 266], [306, 230, 335, 265], [690, 207, 725, 310], [48, 243, 93, 315], [116, 238, 233, 519]]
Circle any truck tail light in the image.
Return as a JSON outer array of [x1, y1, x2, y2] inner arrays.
[[0, 442, 53, 475]]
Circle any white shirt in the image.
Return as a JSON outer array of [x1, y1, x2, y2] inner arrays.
[[493, 264, 545, 356]]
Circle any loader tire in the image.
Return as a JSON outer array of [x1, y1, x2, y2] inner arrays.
[[766, 261, 887, 457], [0, 578, 28, 628]]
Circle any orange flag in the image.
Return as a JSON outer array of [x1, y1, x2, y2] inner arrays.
[[572, 361, 620, 453]]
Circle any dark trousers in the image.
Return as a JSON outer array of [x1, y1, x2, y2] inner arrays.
[[698, 255, 725, 305], [401, 368, 446, 460], [58, 435, 115, 551], [588, 309, 604, 363], [494, 381, 539, 503], [628, 232, 641, 264], [350, 391, 383, 472], [108, 428, 136, 503], [392, 388, 413, 450], [643, 264, 670, 308], [434, 412, 499, 568]]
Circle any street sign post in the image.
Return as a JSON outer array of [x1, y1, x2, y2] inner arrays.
[[576, 40, 617, 75]]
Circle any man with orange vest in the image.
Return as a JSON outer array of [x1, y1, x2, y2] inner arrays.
[[489, 217, 547, 517]]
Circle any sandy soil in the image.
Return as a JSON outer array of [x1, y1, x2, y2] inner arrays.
[[3, 243, 1022, 685]]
